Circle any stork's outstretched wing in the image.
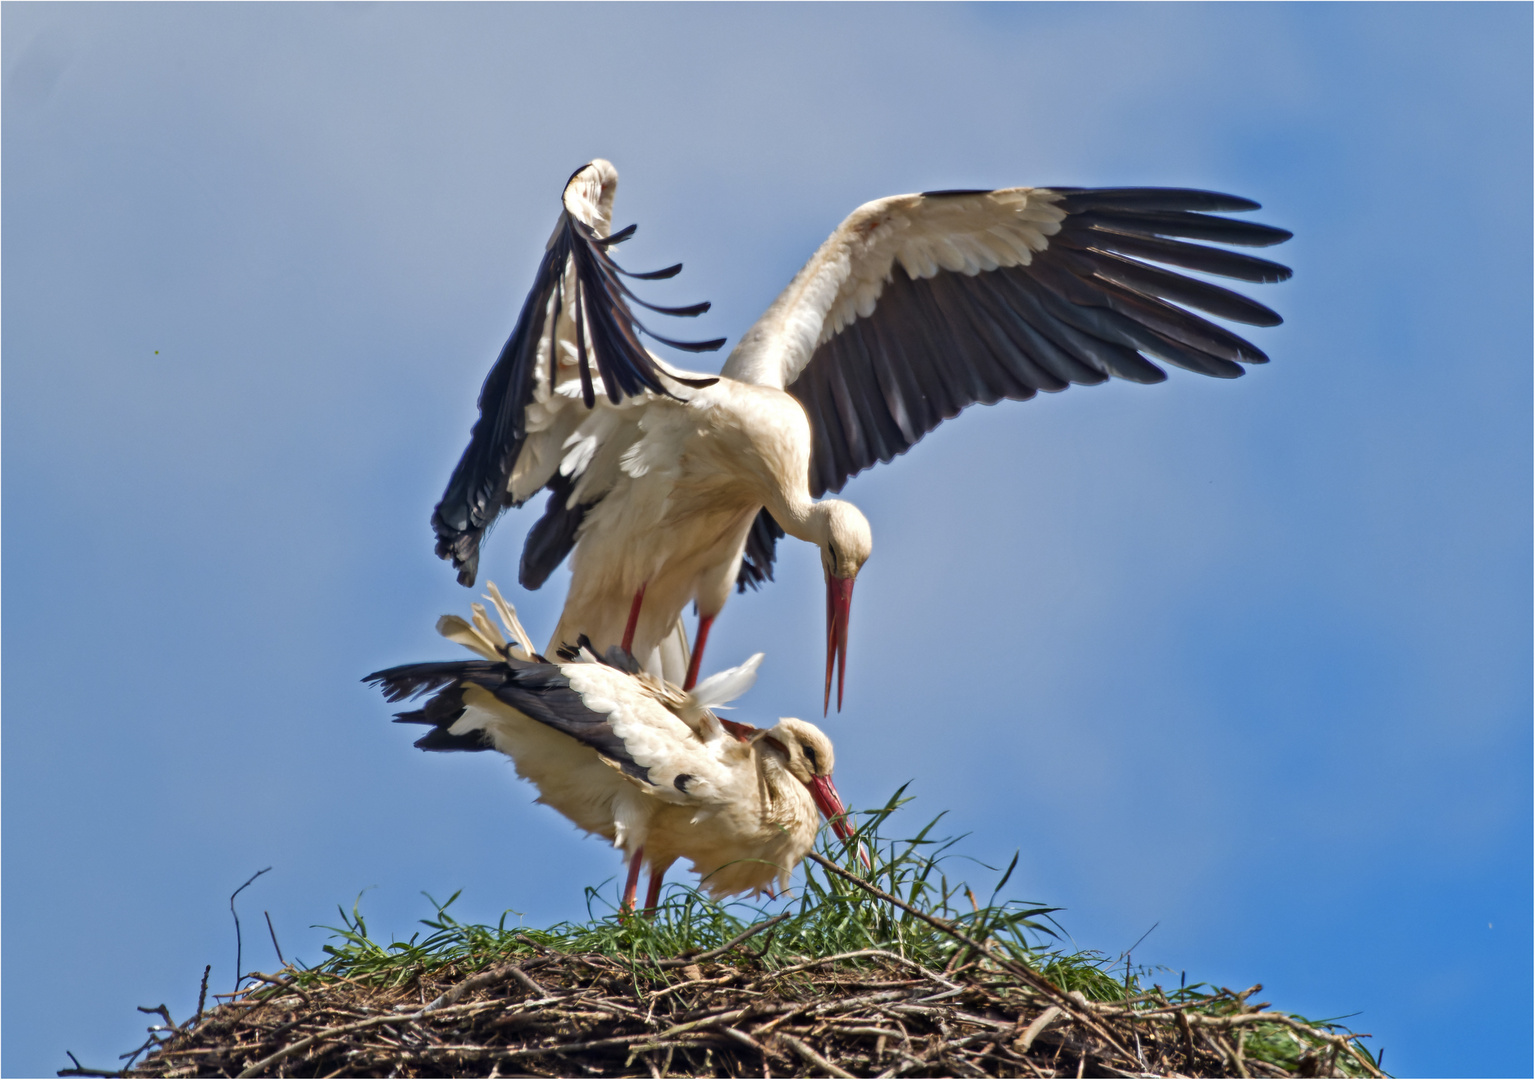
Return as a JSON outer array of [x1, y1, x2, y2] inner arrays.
[[432, 160, 724, 586], [721, 186, 1291, 499]]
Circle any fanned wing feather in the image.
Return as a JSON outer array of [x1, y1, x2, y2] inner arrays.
[[519, 471, 591, 590], [735, 508, 786, 592], [431, 161, 723, 587], [723, 186, 1291, 497], [365, 656, 656, 781]]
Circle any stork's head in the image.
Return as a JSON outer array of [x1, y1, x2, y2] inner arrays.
[[759, 718, 856, 846], [813, 500, 872, 715]]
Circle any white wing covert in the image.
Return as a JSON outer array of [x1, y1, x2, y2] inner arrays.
[[561, 662, 735, 807], [722, 186, 1292, 499], [431, 160, 725, 587]]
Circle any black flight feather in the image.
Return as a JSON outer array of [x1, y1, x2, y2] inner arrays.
[[787, 186, 1290, 495], [595, 223, 637, 246], [411, 727, 494, 753], [620, 262, 683, 281], [736, 508, 785, 592], [576, 634, 643, 676], [1051, 187, 1262, 213], [519, 473, 591, 591], [1068, 226, 1292, 284], [365, 655, 654, 782], [1068, 208, 1292, 248], [430, 199, 722, 588]]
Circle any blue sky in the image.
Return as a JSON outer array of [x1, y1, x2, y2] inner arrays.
[[3, 4, 1529, 1076]]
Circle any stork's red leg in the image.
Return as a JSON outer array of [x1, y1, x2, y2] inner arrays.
[[644, 866, 667, 911], [620, 583, 647, 654], [619, 848, 644, 919], [682, 613, 716, 691]]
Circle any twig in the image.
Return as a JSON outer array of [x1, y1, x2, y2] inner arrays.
[[264, 910, 286, 968], [135, 1004, 176, 1031], [1016, 1006, 1062, 1052], [720, 1025, 767, 1055], [749, 948, 959, 989], [779, 1033, 856, 1078], [58, 1050, 123, 1079], [656, 913, 791, 967], [425, 960, 545, 1011], [194, 964, 211, 1026], [228, 866, 271, 993], [514, 933, 556, 955], [233, 998, 497, 1078], [807, 853, 1135, 1061], [647, 968, 746, 1003], [247, 971, 314, 1006]]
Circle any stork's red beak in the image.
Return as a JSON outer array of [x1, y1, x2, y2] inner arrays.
[[823, 574, 854, 715], [807, 774, 854, 843], [807, 774, 871, 868]]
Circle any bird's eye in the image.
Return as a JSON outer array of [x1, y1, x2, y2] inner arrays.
[[801, 743, 819, 770]]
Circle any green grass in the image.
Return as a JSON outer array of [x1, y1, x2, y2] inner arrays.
[[286, 787, 1383, 1076], [305, 787, 1095, 987]]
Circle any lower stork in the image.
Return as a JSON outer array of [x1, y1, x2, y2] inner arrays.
[[366, 586, 857, 910]]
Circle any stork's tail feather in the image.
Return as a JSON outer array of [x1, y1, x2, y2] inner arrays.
[[684, 652, 764, 712], [365, 659, 503, 704], [436, 582, 538, 662], [409, 724, 493, 753], [363, 660, 507, 753], [551, 634, 642, 674]]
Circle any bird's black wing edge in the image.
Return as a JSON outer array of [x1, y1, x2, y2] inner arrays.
[[364, 657, 654, 782], [430, 211, 723, 588], [786, 187, 1293, 497], [735, 507, 785, 592]]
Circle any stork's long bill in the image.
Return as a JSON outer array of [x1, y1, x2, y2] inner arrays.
[[824, 575, 854, 715], [807, 774, 855, 845], [807, 772, 870, 868]]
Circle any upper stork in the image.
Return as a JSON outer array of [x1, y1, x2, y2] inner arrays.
[[432, 160, 1291, 710]]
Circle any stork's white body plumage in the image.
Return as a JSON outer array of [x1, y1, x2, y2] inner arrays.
[[432, 161, 1291, 707], [546, 377, 844, 683], [367, 590, 852, 906], [463, 664, 827, 900]]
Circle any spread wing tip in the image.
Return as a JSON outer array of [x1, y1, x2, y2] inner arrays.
[[772, 181, 1292, 496], [429, 162, 725, 588]]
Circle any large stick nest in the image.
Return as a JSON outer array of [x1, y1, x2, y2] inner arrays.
[[62, 813, 1386, 1079], [67, 936, 1382, 1079]]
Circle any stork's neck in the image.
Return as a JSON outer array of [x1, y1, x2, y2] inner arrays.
[[765, 491, 832, 551]]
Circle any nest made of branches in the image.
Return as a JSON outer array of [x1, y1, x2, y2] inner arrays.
[[67, 928, 1383, 1079], [61, 801, 1388, 1080]]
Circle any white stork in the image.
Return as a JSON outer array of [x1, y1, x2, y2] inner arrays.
[[432, 161, 1291, 711], [366, 585, 856, 912]]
